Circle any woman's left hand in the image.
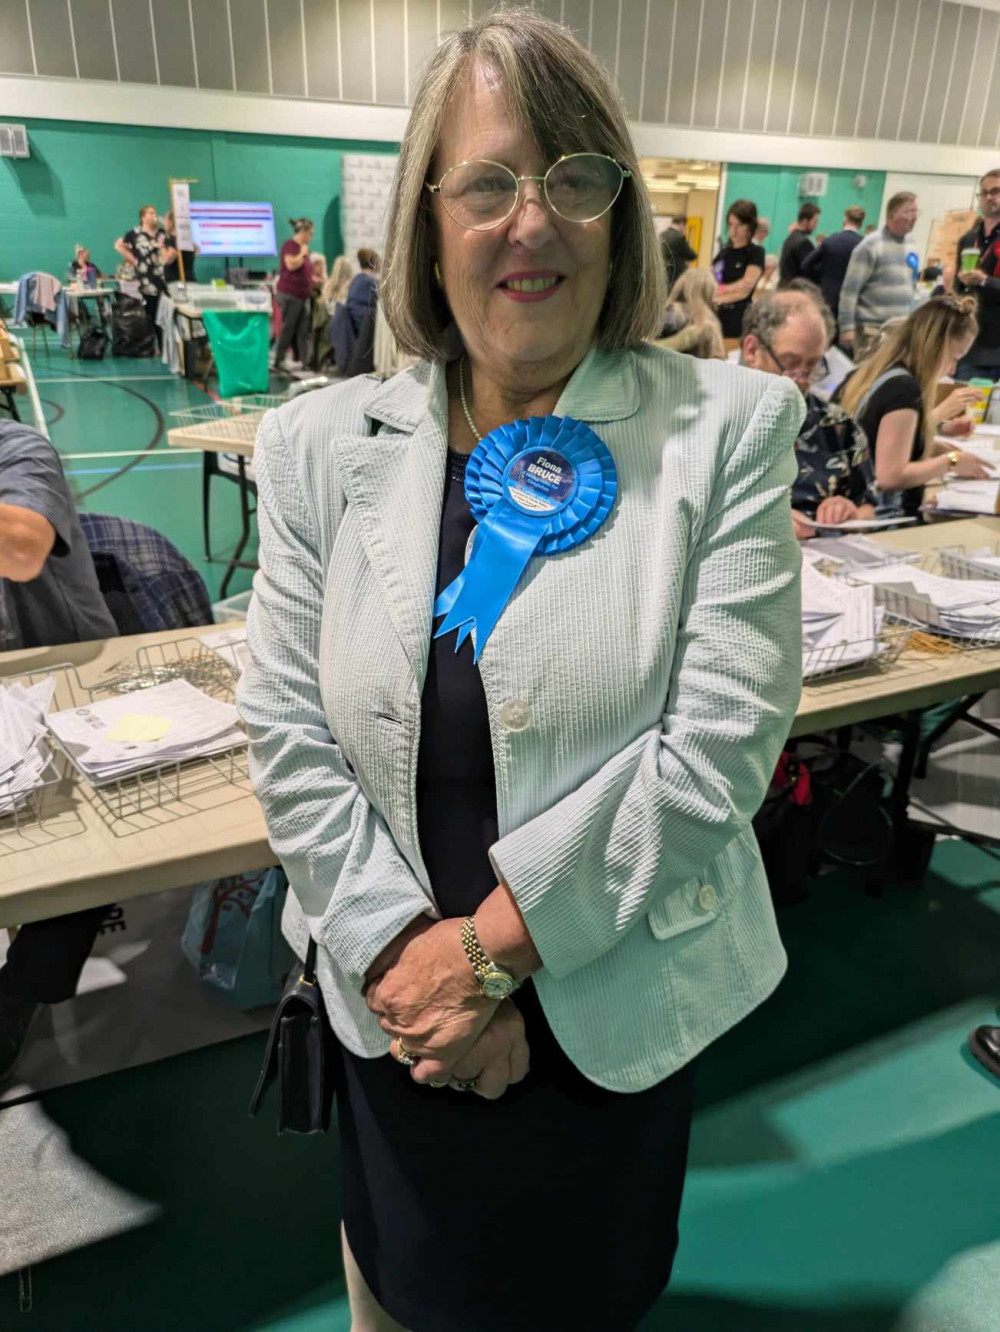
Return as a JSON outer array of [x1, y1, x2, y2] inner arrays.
[[938, 416, 975, 438], [365, 917, 499, 1079], [815, 495, 858, 527]]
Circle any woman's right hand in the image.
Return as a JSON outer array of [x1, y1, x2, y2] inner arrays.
[[934, 386, 981, 422], [952, 452, 996, 480], [435, 1001, 531, 1101]]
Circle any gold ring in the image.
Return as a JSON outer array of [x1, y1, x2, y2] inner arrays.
[[395, 1039, 418, 1068]]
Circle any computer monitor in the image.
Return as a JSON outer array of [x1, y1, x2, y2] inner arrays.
[[189, 202, 277, 257]]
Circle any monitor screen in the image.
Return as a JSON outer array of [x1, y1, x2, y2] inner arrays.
[[189, 202, 277, 257]]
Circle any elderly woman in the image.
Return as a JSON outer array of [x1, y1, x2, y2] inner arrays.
[[239, 11, 803, 1331]]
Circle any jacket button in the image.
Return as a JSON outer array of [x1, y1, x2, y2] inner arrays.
[[500, 700, 532, 732], [698, 884, 718, 912]]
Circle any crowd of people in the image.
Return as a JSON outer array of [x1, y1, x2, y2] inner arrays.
[[657, 168, 1000, 531], [3, 8, 1000, 1329]]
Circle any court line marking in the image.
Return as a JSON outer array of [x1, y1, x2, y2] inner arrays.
[[61, 450, 175, 459], [36, 375, 186, 384], [65, 463, 201, 476]]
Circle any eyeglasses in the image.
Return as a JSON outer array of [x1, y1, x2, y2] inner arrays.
[[980, 186, 1000, 198], [757, 333, 829, 386], [426, 153, 630, 231]]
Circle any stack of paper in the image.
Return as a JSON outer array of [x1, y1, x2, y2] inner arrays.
[[955, 547, 1000, 580], [847, 562, 1000, 642], [0, 676, 57, 815], [801, 562, 880, 678], [45, 679, 245, 784], [932, 479, 1000, 516], [806, 535, 916, 568], [201, 626, 252, 676]]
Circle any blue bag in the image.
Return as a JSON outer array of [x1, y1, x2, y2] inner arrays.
[[181, 866, 295, 1008]]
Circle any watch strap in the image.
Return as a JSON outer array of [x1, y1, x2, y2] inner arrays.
[[461, 916, 519, 994]]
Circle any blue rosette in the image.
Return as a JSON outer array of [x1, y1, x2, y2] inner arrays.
[[433, 414, 617, 661]]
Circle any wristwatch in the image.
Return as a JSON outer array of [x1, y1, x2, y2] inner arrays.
[[947, 450, 960, 469], [461, 916, 520, 999]]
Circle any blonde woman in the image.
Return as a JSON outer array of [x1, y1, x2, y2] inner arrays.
[[658, 267, 725, 358], [840, 294, 993, 516], [239, 10, 802, 1328], [322, 254, 353, 311]]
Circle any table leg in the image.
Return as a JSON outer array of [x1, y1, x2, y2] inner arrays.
[[219, 455, 256, 599], [0, 385, 21, 421]]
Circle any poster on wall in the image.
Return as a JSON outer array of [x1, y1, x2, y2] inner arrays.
[[925, 209, 978, 269], [170, 181, 193, 250], [341, 153, 400, 262]]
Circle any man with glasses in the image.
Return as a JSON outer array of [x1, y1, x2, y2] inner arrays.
[[741, 281, 876, 540], [954, 170, 1000, 383]]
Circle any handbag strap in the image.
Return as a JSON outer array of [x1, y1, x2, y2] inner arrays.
[[302, 935, 318, 985]]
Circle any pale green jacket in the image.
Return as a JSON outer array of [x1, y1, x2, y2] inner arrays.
[[237, 344, 805, 1092]]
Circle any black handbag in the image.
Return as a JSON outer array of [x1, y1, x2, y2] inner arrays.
[[78, 328, 108, 360], [249, 936, 338, 1134]]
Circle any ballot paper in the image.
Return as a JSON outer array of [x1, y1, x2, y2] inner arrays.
[[796, 513, 917, 532], [931, 479, 1000, 515], [806, 535, 916, 568], [45, 679, 244, 784], [954, 546, 1000, 580], [201, 626, 252, 676], [847, 562, 1000, 642], [0, 676, 57, 815], [801, 562, 880, 677]]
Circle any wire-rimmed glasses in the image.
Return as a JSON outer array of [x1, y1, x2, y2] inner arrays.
[[757, 332, 829, 387], [426, 153, 630, 231]]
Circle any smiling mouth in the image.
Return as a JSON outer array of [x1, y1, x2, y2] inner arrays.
[[500, 275, 564, 293]]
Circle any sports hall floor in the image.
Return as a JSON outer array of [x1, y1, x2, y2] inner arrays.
[[1, 350, 999, 1331]]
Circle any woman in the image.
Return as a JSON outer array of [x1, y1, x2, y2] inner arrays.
[[657, 267, 725, 358], [712, 199, 766, 339], [161, 209, 198, 285], [322, 253, 353, 311], [309, 253, 331, 368], [346, 246, 379, 334], [239, 12, 803, 1331], [272, 216, 314, 371], [756, 252, 780, 296], [840, 295, 993, 517], [114, 204, 169, 344], [68, 245, 102, 285]]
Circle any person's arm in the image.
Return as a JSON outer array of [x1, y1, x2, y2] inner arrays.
[[0, 503, 56, 581], [237, 410, 435, 992], [838, 243, 873, 339], [478, 379, 805, 981], [801, 242, 824, 280], [931, 385, 982, 424], [114, 235, 138, 267], [680, 236, 698, 263], [283, 242, 310, 271], [716, 264, 763, 304], [870, 408, 988, 490]]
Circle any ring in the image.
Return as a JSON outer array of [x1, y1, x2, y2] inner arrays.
[[453, 1077, 479, 1091], [395, 1039, 417, 1068]]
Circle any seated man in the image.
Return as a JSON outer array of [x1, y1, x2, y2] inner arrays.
[[740, 280, 877, 540], [1, 419, 119, 1081]]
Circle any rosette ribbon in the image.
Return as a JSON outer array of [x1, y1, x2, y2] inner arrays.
[[433, 414, 618, 662]]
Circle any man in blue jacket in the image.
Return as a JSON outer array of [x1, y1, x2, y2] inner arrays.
[[801, 206, 865, 332]]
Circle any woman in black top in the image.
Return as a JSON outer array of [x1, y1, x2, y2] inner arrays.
[[840, 296, 991, 517], [162, 209, 197, 285], [114, 205, 171, 347], [712, 198, 766, 339]]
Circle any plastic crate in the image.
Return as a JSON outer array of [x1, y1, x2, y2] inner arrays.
[[212, 590, 253, 623]]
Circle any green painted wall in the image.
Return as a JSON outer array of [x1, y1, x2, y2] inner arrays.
[[0, 118, 398, 282], [723, 163, 887, 257]]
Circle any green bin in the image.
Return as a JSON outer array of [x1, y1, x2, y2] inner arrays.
[[201, 309, 271, 399]]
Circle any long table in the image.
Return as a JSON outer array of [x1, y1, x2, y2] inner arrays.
[[2, 517, 999, 929]]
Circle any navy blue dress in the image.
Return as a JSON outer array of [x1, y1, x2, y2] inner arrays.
[[336, 450, 695, 1332]]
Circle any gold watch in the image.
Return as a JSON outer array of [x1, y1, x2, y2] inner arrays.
[[461, 916, 520, 999], [947, 450, 960, 468]]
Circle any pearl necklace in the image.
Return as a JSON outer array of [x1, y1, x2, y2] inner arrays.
[[458, 358, 482, 443]]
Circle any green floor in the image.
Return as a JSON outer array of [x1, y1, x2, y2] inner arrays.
[[3, 350, 1000, 1331], [28, 345, 268, 604]]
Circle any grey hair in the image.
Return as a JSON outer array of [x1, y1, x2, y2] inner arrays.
[[742, 278, 834, 346], [380, 7, 665, 361]]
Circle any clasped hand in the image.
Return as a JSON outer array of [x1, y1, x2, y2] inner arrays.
[[364, 917, 530, 1100]]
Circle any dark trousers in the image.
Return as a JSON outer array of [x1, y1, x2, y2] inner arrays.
[[274, 292, 311, 364], [143, 291, 164, 353], [0, 906, 108, 1004]]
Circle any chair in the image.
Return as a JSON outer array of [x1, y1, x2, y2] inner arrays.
[[25, 312, 52, 358], [79, 513, 213, 632]]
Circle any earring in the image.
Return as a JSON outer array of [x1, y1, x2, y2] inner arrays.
[[433, 261, 443, 287]]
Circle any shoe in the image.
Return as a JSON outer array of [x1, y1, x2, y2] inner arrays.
[[283, 358, 303, 370], [969, 1025, 1000, 1080], [0, 993, 40, 1083], [268, 351, 277, 368]]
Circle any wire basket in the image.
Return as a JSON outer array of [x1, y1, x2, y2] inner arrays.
[[0, 743, 84, 858], [1, 639, 251, 841], [802, 621, 913, 683], [834, 554, 1000, 650], [938, 542, 1000, 584], [167, 394, 285, 447]]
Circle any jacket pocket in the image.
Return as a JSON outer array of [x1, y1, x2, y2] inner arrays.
[[646, 877, 722, 940]]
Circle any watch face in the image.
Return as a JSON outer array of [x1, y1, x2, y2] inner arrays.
[[482, 971, 515, 999]]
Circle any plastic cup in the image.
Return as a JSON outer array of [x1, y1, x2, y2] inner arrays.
[[961, 248, 980, 272]]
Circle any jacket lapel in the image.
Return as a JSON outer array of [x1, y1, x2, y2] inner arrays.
[[336, 363, 448, 683]]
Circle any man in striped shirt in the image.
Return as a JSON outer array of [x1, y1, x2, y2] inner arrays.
[[838, 192, 919, 359]]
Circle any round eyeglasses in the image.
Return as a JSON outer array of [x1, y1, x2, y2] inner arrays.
[[426, 153, 630, 231]]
